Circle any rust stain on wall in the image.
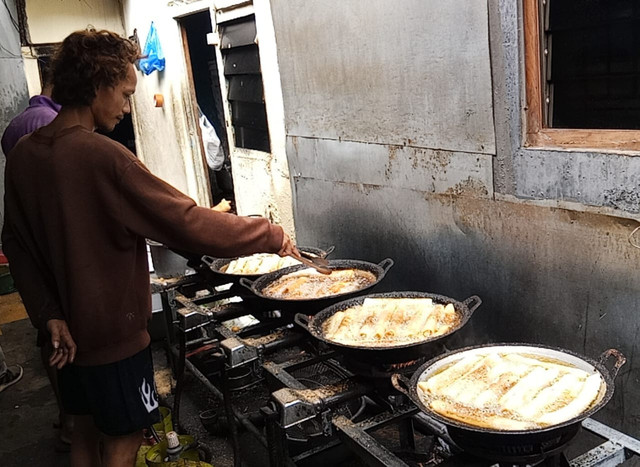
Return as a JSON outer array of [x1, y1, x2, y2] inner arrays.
[[404, 147, 453, 171], [444, 177, 489, 198], [385, 144, 401, 180]]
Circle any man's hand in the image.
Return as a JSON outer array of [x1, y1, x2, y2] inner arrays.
[[277, 232, 299, 257], [46, 319, 77, 369]]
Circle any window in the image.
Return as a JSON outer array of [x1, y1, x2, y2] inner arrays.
[[524, 0, 640, 150], [219, 14, 271, 153]]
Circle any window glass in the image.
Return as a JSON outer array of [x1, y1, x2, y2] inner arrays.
[[544, 0, 640, 129]]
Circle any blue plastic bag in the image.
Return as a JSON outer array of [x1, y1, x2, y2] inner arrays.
[[139, 22, 165, 75]]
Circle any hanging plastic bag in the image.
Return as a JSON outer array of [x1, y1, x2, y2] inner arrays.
[[139, 22, 165, 75], [198, 107, 224, 171]]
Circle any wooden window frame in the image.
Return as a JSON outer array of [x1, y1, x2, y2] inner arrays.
[[523, 0, 640, 152]]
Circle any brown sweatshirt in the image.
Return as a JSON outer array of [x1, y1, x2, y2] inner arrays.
[[2, 126, 284, 365]]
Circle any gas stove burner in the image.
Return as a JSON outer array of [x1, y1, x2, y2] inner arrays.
[[226, 364, 260, 391], [446, 422, 580, 466], [286, 395, 365, 443]]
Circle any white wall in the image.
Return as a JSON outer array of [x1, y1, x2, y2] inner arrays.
[[25, 0, 124, 43], [20, 0, 124, 99]]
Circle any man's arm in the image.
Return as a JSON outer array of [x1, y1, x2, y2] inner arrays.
[[1, 215, 65, 329], [2, 220, 76, 367], [118, 159, 286, 258]]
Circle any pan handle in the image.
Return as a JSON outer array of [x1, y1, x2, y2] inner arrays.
[[293, 313, 311, 332], [378, 258, 395, 273], [390, 374, 412, 397], [598, 349, 626, 380], [462, 295, 482, 315], [202, 255, 215, 266], [238, 277, 255, 291], [322, 245, 336, 258]]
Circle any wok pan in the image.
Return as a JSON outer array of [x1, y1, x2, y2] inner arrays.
[[295, 292, 481, 364], [392, 343, 626, 462], [238, 258, 394, 314], [203, 246, 334, 281]]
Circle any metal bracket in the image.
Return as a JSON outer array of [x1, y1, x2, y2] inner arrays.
[[570, 440, 626, 467], [581, 418, 640, 456], [221, 337, 258, 368], [320, 410, 333, 437], [271, 388, 319, 429], [333, 415, 410, 467]]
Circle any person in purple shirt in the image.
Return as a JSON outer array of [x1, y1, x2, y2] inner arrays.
[[0, 79, 72, 450], [1, 82, 61, 156]]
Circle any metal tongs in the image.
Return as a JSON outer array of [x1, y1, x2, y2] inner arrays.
[[289, 250, 332, 275]]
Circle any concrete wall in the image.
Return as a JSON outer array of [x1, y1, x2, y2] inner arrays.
[[270, 0, 640, 437], [0, 0, 30, 241]]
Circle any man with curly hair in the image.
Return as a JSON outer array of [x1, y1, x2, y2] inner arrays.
[[2, 29, 296, 466]]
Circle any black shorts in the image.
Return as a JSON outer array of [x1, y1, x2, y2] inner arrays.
[[59, 347, 160, 436]]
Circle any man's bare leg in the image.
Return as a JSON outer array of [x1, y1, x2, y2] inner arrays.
[[102, 430, 143, 467], [70, 415, 101, 467]]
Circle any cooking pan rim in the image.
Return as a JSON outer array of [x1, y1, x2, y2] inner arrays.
[[303, 291, 476, 351], [404, 342, 617, 435], [205, 246, 329, 278], [245, 258, 390, 302]]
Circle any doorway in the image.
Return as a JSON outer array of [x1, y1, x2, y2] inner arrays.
[[181, 11, 234, 208]]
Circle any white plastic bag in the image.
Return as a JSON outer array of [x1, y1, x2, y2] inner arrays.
[[198, 107, 224, 171]]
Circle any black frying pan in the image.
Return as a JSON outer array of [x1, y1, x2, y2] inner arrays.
[[203, 246, 334, 281], [238, 258, 394, 314], [392, 344, 625, 462], [295, 292, 481, 364]]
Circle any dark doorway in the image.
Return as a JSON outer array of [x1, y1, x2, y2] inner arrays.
[[102, 113, 136, 154], [181, 11, 234, 207]]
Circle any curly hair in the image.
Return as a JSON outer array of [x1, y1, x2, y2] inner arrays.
[[51, 29, 140, 107]]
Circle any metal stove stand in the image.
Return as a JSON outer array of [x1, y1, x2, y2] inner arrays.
[[329, 412, 640, 467], [154, 262, 640, 467]]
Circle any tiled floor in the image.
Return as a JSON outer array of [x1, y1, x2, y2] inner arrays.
[[0, 291, 28, 328]]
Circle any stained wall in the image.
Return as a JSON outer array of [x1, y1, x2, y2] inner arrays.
[[270, 0, 640, 435], [0, 0, 30, 238]]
